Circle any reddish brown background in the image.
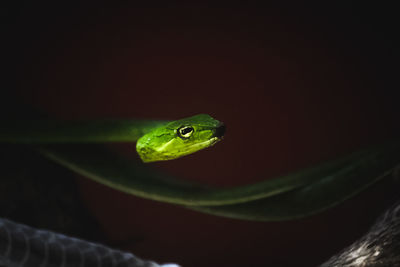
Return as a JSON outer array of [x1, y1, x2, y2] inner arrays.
[[4, 3, 400, 267]]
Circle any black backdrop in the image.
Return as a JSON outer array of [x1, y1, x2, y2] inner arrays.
[[2, 3, 400, 267]]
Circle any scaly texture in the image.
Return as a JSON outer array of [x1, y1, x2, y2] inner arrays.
[[320, 201, 400, 266], [0, 218, 179, 267]]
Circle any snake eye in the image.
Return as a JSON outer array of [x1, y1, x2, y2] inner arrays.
[[177, 126, 194, 139]]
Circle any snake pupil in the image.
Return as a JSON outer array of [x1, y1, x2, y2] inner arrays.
[[182, 127, 192, 134], [178, 126, 194, 139]]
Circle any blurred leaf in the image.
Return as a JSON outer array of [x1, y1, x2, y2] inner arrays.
[[189, 141, 400, 220], [37, 141, 399, 215]]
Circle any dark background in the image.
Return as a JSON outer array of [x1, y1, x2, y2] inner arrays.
[[2, 3, 400, 267]]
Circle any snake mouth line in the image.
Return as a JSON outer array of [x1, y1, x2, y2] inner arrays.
[[186, 137, 221, 151]]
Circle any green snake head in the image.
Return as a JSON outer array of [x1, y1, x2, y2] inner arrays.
[[136, 114, 225, 163]]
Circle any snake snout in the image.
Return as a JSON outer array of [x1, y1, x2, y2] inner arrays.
[[213, 123, 226, 138]]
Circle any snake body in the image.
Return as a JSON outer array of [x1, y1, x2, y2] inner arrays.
[[0, 114, 225, 163], [0, 113, 399, 266], [0, 218, 178, 267]]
